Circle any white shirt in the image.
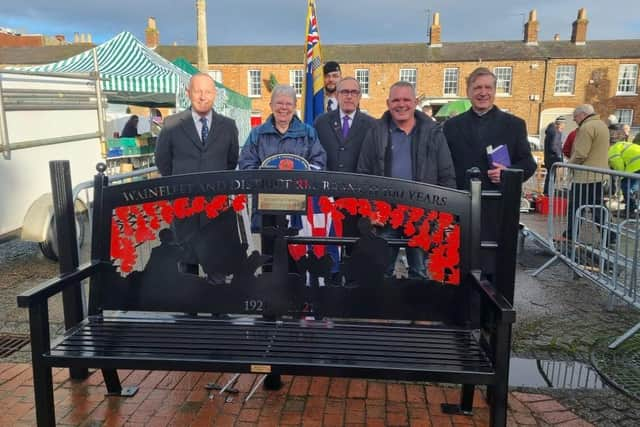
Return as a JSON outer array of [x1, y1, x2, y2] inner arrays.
[[326, 97, 338, 112]]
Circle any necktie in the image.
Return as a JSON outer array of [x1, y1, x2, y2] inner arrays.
[[200, 117, 209, 145], [327, 99, 333, 111], [342, 115, 350, 139]]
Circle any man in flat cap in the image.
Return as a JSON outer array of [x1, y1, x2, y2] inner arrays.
[[323, 61, 341, 112]]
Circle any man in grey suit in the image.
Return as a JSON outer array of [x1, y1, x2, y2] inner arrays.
[[314, 77, 374, 173], [155, 73, 239, 279]]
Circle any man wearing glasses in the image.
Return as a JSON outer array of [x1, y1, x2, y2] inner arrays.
[[314, 77, 375, 284], [314, 77, 374, 173]]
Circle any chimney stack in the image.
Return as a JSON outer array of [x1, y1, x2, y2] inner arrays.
[[196, 0, 209, 72], [571, 8, 588, 45], [523, 10, 538, 45], [145, 17, 160, 48], [428, 12, 441, 47], [86, 33, 92, 44], [73, 32, 80, 43]]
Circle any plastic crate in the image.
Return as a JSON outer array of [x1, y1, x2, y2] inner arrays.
[[119, 137, 138, 148], [536, 195, 568, 216], [107, 138, 122, 149]]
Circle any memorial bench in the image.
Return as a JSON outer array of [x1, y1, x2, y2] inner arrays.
[[18, 165, 522, 427]]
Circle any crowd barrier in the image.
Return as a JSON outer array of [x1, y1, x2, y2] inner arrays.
[[526, 163, 639, 349]]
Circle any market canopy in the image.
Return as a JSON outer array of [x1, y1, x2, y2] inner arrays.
[[20, 31, 192, 108], [19, 33, 252, 141]]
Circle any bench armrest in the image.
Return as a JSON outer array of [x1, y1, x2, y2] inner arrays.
[[17, 261, 103, 308], [470, 271, 516, 324]]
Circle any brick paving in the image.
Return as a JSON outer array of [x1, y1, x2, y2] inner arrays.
[[0, 363, 593, 426]]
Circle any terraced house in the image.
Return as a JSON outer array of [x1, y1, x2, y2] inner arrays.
[[1, 7, 639, 136]]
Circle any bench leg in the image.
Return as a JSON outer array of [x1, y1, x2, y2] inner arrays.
[[488, 383, 508, 427], [29, 304, 56, 427], [102, 369, 138, 397], [32, 363, 55, 426], [441, 384, 474, 416]]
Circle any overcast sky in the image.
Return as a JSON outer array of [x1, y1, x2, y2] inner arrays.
[[1, 0, 639, 46]]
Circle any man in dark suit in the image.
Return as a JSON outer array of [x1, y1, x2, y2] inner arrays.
[[314, 76, 374, 173], [155, 73, 239, 176], [314, 77, 374, 282], [155, 73, 240, 279], [443, 67, 536, 191]]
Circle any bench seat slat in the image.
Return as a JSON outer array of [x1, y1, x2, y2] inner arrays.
[[45, 315, 495, 384]]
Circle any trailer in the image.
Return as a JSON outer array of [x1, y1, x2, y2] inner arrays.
[[0, 69, 107, 259]]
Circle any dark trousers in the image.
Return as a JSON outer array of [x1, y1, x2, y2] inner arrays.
[[566, 182, 603, 239]]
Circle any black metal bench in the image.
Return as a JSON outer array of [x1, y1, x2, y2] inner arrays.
[[18, 165, 522, 427]]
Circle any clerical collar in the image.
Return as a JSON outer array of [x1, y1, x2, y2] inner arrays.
[[471, 107, 493, 117]]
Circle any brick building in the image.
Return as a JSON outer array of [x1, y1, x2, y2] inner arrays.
[[154, 8, 640, 135], [1, 8, 638, 135]]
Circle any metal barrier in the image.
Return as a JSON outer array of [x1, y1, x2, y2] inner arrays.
[[528, 163, 640, 349], [72, 166, 158, 232]]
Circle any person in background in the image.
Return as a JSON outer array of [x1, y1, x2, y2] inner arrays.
[[622, 124, 632, 142], [543, 117, 566, 195], [565, 104, 610, 240], [357, 81, 456, 279], [120, 115, 140, 137], [443, 67, 536, 191], [608, 124, 640, 215], [421, 104, 437, 122], [323, 61, 341, 112], [606, 114, 619, 127], [562, 128, 578, 158]]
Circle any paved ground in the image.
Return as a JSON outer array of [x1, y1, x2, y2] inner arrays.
[[1, 212, 639, 425]]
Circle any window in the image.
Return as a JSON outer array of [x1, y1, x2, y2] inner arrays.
[[443, 68, 458, 96], [289, 70, 304, 97], [617, 64, 638, 95], [494, 67, 512, 96], [615, 109, 634, 125], [208, 70, 222, 84], [248, 70, 261, 97], [554, 65, 576, 95], [399, 68, 417, 87], [355, 69, 369, 96]]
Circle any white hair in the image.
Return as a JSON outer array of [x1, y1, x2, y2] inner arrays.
[[574, 104, 595, 116]]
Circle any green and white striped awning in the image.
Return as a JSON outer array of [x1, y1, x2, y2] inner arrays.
[[23, 32, 191, 108]]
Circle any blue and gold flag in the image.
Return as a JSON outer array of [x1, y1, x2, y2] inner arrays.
[[303, 0, 324, 125]]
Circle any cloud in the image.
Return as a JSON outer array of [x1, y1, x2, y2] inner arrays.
[[1, 0, 638, 46]]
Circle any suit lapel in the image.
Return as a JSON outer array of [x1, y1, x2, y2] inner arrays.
[[180, 110, 203, 150]]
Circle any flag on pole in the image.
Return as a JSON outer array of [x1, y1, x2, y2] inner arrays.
[[303, 0, 324, 125]]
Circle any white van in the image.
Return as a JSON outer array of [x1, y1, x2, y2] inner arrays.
[[0, 69, 106, 259]]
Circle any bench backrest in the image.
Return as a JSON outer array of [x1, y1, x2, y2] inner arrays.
[[88, 169, 520, 324]]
